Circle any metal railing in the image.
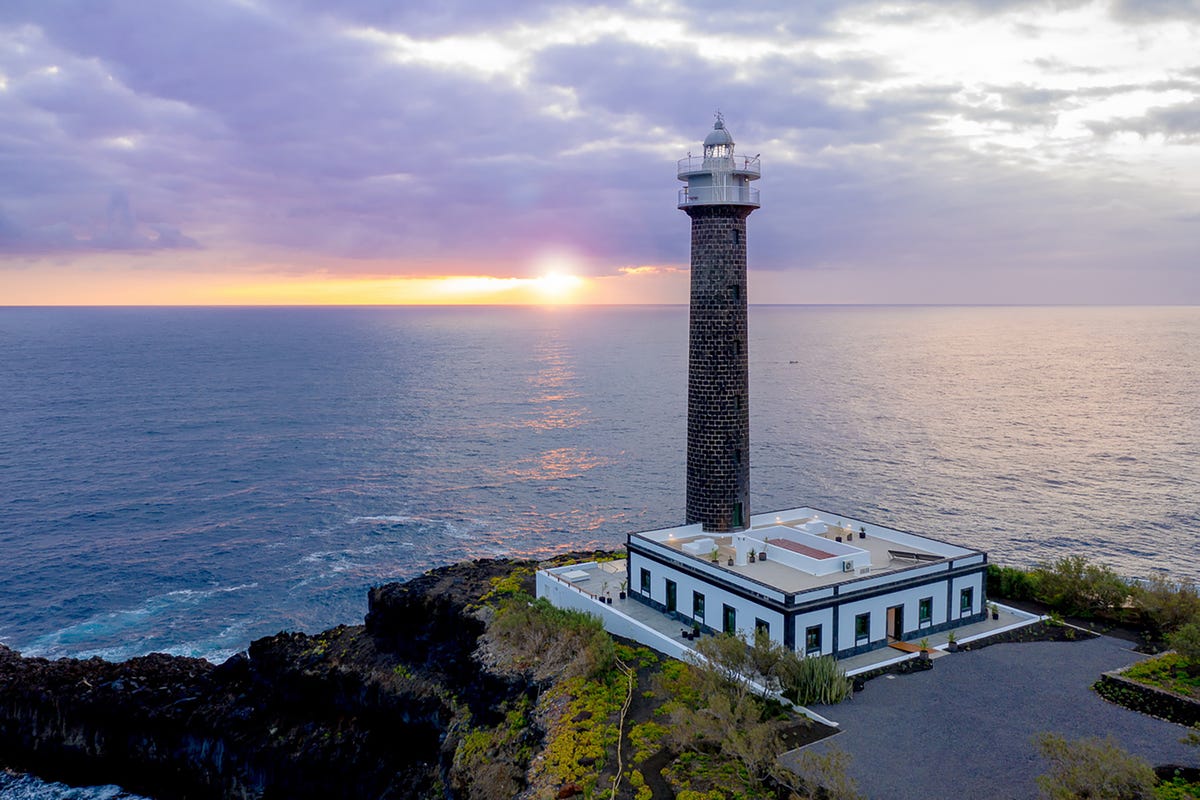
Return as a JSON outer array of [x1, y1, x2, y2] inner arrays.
[[677, 154, 760, 179], [678, 185, 761, 207]]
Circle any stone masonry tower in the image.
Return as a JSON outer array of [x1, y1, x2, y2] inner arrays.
[[677, 114, 760, 532]]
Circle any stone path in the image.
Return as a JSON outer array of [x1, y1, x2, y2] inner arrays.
[[785, 635, 1197, 800]]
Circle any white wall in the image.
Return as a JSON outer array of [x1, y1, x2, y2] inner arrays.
[[952, 572, 985, 619], [629, 551, 786, 645], [535, 570, 693, 662], [792, 608, 835, 656]]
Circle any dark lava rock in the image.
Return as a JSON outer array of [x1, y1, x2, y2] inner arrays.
[[0, 557, 555, 799]]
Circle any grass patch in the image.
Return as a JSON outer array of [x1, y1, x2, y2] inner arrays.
[[1124, 653, 1200, 700], [537, 670, 627, 796], [664, 751, 773, 800]]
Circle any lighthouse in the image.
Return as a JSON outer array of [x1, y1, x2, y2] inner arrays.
[[678, 113, 760, 533]]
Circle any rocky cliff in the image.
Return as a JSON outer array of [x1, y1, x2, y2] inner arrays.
[[0, 557, 560, 799]]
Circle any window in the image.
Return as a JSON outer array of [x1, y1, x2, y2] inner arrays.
[[732, 502, 743, 529], [640, 568, 650, 595], [723, 604, 736, 635], [854, 612, 870, 644], [665, 579, 677, 613], [692, 592, 705, 623], [960, 587, 974, 616], [919, 597, 933, 625], [755, 618, 769, 638], [805, 625, 822, 656]]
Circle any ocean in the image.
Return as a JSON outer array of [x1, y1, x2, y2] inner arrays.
[[1, 305, 1198, 797]]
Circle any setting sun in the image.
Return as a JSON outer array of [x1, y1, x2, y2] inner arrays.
[[534, 272, 584, 302]]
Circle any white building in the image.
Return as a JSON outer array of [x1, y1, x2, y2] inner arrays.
[[626, 506, 987, 657]]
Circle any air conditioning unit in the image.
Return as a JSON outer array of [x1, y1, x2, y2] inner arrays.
[[842, 561, 854, 573]]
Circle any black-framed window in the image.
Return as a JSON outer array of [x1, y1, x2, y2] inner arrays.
[[723, 604, 736, 635], [640, 568, 651, 595], [854, 612, 870, 644], [665, 579, 677, 613], [755, 618, 769, 637], [919, 597, 933, 625], [692, 592, 705, 623], [805, 625, 822, 656], [960, 587, 974, 615]]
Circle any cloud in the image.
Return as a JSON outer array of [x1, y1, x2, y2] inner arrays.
[[0, 0, 1198, 300], [0, 190, 200, 255], [1087, 98, 1200, 140]]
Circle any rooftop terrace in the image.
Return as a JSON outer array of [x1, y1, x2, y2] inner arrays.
[[630, 507, 982, 595]]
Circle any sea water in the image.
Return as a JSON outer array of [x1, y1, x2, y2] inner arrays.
[[1, 305, 1198, 797]]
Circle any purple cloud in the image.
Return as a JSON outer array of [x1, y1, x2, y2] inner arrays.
[[0, 0, 1197, 301]]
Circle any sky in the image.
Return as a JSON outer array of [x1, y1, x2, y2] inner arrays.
[[1, 0, 1198, 305]]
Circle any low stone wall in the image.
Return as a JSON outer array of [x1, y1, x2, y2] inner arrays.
[[1093, 671, 1200, 727]]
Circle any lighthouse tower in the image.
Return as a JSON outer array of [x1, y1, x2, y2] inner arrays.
[[678, 113, 760, 533]]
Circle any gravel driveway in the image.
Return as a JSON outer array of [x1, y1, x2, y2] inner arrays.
[[786, 635, 1197, 800]]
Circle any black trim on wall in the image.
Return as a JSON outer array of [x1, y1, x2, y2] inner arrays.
[[629, 544, 790, 612], [627, 542, 989, 656]]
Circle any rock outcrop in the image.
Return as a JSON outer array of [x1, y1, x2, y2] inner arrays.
[[0, 557, 557, 799]]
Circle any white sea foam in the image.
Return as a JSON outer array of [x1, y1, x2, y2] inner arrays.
[[20, 584, 259, 661]]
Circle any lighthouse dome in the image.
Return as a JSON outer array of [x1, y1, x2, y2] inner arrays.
[[703, 120, 734, 148]]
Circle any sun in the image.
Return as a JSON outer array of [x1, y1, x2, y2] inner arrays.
[[533, 271, 584, 302]]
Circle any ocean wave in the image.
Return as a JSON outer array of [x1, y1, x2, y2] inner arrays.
[[0, 771, 149, 799], [18, 584, 258, 661]]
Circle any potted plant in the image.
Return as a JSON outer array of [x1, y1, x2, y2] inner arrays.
[[618, 579, 627, 600], [692, 621, 701, 638], [859, 526, 867, 539], [710, 547, 719, 563], [758, 550, 766, 561], [748, 551, 756, 563], [947, 630, 959, 653], [727, 556, 735, 566], [989, 602, 1000, 620], [918, 637, 931, 661]]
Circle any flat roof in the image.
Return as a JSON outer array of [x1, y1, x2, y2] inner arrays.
[[629, 506, 983, 594]]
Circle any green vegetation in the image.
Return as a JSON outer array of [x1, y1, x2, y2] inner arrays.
[[485, 594, 615, 681], [781, 653, 854, 706], [450, 698, 535, 800], [989, 559, 1200, 649], [1035, 732, 1157, 800], [1035, 732, 1200, 800], [988, 563, 1039, 601], [538, 672, 627, 795], [1170, 623, 1200, 667], [475, 564, 537, 607], [1031, 555, 1131, 618], [471, 570, 856, 799], [648, 632, 857, 798], [1154, 773, 1200, 800], [1122, 653, 1200, 700], [1136, 576, 1200, 638]]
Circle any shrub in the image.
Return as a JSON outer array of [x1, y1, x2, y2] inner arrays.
[[1169, 622, 1200, 666], [988, 564, 1038, 601], [1132, 575, 1200, 637], [1034, 732, 1156, 800], [780, 654, 853, 706], [485, 595, 615, 680], [1032, 556, 1130, 618]]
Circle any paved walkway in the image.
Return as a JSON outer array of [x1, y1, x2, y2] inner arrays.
[[786, 635, 1197, 800]]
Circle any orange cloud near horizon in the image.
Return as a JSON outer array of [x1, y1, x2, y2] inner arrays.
[[0, 265, 691, 305]]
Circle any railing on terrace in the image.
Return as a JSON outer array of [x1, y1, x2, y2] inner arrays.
[[677, 155, 761, 178], [677, 185, 760, 207]]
